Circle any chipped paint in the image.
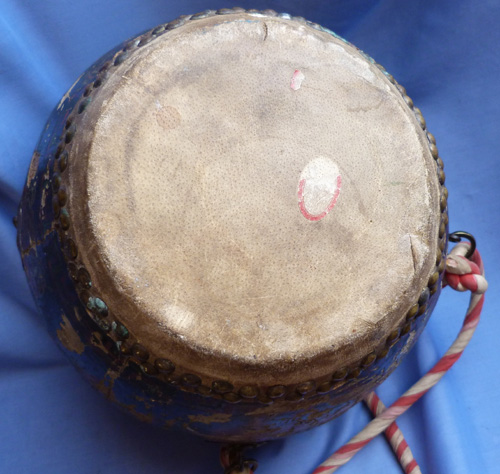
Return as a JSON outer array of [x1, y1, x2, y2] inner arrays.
[[57, 313, 85, 354], [188, 413, 232, 425], [56, 73, 84, 111]]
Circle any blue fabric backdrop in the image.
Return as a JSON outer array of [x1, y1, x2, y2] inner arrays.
[[1, 1, 499, 473]]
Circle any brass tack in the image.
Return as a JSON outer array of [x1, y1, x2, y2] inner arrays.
[[52, 197, 60, 218], [140, 363, 158, 376], [387, 329, 400, 345], [240, 386, 259, 399], [296, 381, 315, 395], [114, 52, 128, 66], [440, 193, 448, 212], [60, 209, 70, 230], [406, 303, 419, 321], [286, 391, 304, 402], [67, 262, 78, 281], [439, 221, 446, 238], [332, 368, 348, 381], [401, 322, 412, 335], [59, 151, 68, 172], [197, 385, 212, 397], [65, 124, 76, 144], [428, 271, 440, 287], [257, 394, 274, 405], [131, 343, 149, 362], [377, 347, 389, 360], [77, 267, 91, 288], [438, 169, 446, 185], [417, 304, 427, 316], [52, 173, 62, 192], [267, 385, 286, 399], [429, 143, 439, 159], [362, 353, 377, 367], [403, 95, 414, 108], [154, 358, 175, 374], [181, 374, 201, 386], [419, 287, 431, 305], [212, 380, 234, 394], [57, 187, 67, 206], [316, 381, 333, 394], [346, 368, 361, 379], [65, 238, 78, 260], [222, 392, 241, 403]]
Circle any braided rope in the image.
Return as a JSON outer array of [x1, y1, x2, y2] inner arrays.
[[364, 392, 422, 474], [312, 242, 487, 473]]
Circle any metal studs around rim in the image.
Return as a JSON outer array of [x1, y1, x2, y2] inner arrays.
[[47, 9, 448, 403]]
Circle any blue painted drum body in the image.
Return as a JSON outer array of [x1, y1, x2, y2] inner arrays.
[[16, 9, 448, 442]]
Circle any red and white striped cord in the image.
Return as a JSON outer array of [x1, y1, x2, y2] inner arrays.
[[313, 242, 487, 473], [364, 391, 421, 474]]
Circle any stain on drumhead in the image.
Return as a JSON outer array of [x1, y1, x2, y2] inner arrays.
[[155, 102, 182, 130], [298, 157, 341, 221]]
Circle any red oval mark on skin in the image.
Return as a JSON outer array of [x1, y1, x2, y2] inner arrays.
[[298, 174, 342, 221]]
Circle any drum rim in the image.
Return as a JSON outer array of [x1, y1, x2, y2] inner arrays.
[[24, 7, 449, 405]]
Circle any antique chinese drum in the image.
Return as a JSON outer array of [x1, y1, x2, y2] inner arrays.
[[16, 8, 447, 443]]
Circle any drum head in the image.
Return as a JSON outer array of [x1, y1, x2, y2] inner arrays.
[[66, 13, 440, 387]]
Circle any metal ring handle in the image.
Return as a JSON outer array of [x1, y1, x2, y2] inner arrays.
[[449, 231, 476, 259]]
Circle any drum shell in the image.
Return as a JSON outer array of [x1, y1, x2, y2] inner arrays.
[[16, 18, 447, 443]]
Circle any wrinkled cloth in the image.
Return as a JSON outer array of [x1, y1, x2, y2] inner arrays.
[[1, 1, 499, 473]]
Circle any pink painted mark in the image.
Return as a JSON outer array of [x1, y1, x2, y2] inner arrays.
[[290, 69, 305, 91], [298, 174, 342, 221]]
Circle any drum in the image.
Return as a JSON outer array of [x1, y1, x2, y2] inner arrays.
[[16, 8, 447, 443]]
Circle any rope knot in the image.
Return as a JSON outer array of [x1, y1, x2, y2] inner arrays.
[[444, 245, 488, 295]]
